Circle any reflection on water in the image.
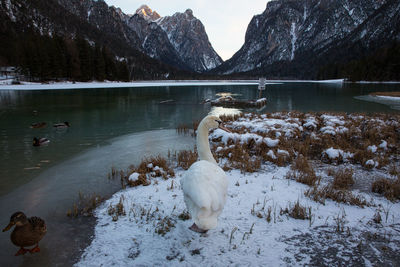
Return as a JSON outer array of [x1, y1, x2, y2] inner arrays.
[[0, 82, 399, 266]]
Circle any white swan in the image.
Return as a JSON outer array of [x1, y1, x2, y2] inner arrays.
[[180, 115, 230, 233]]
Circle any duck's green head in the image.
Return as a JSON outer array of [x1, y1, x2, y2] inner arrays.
[[2, 211, 27, 232]]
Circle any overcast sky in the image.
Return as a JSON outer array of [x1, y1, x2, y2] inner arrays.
[[103, 0, 269, 60]]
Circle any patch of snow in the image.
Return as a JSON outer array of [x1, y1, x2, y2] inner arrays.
[[267, 150, 277, 159], [264, 138, 279, 148], [365, 159, 378, 168], [320, 126, 336, 135], [376, 95, 400, 101], [325, 147, 341, 159], [323, 147, 353, 160], [128, 173, 140, 182], [367, 145, 377, 153], [379, 140, 387, 150], [290, 22, 297, 61], [277, 149, 289, 156]]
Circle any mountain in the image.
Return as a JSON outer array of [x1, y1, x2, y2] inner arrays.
[[127, 5, 222, 72], [157, 9, 223, 72], [125, 6, 191, 70], [0, 0, 197, 81], [215, 0, 399, 79]]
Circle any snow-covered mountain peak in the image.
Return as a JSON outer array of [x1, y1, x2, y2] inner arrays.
[[135, 4, 160, 22]]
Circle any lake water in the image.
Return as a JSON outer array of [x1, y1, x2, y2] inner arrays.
[[0, 82, 399, 266]]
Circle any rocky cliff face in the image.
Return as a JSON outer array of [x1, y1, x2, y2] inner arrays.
[[157, 9, 223, 72], [215, 0, 397, 78], [126, 6, 222, 72], [126, 6, 191, 70]]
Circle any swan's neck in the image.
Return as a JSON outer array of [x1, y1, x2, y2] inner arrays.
[[197, 123, 217, 165]]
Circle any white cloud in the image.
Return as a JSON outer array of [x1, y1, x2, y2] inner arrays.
[[104, 0, 268, 60]]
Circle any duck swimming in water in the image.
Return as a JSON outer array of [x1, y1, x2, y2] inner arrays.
[[33, 137, 50, 146], [30, 122, 47, 129], [2, 211, 47, 256], [53, 122, 70, 128]]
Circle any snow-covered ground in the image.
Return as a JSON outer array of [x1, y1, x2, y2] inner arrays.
[[76, 165, 400, 266], [376, 95, 400, 101], [0, 79, 349, 90], [0, 80, 262, 90], [76, 112, 400, 266]]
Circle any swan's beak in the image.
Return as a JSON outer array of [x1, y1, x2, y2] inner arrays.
[[2, 222, 14, 232], [218, 124, 231, 133]]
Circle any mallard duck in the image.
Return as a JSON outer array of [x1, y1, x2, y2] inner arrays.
[[2, 211, 47, 256], [30, 122, 47, 129], [33, 137, 50, 146], [53, 121, 70, 128]]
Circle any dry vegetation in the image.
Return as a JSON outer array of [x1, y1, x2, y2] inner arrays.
[[218, 112, 399, 170], [372, 176, 400, 201], [286, 155, 320, 186], [280, 200, 312, 221], [67, 192, 105, 217], [213, 112, 400, 205]]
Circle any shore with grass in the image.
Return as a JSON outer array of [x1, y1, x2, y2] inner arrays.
[[75, 111, 400, 266]]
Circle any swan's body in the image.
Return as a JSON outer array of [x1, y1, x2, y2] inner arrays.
[[180, 115, 229, 232]]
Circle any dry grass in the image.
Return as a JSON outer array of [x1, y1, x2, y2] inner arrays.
[[67, 192, 105, 217], [177, 150, 198, 170], [305, 185, 370, 207], [120, 155, 176, 188], [287, 155, 320, 186], [280, 200, 312, 220], [155, 216, 176, 236], [209, 112, 399, 179], [372, 177, 400, 201], [107, 196, 126, 221], [332, 168, 354, 190]]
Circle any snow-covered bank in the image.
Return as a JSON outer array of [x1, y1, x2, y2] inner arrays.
[[76, 165, 400, 266], [0, 79, 350, 90], [76, 111, 400, 266], [0, 80, 262, 90], [376, 95, 400, 101]]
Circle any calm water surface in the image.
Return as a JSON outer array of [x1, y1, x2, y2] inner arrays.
[[0, 82, 399, 266]]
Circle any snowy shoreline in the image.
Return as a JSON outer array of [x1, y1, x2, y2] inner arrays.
[[75, 111, 400, 266], [0, 79, 347, 90]]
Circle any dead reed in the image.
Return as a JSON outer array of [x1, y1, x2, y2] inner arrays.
[[121, 155, 175, 188], [305, 185, 370, 208], [67, 192, 105, 217], [332, 168, 354, 190], [280, 200, 312, 220], [287, 155, 320, 186], [177, 150, 198, 170], [371, 177, 400, 201]]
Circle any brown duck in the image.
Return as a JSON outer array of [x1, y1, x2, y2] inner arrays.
[[2, 211, 47, 256]]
